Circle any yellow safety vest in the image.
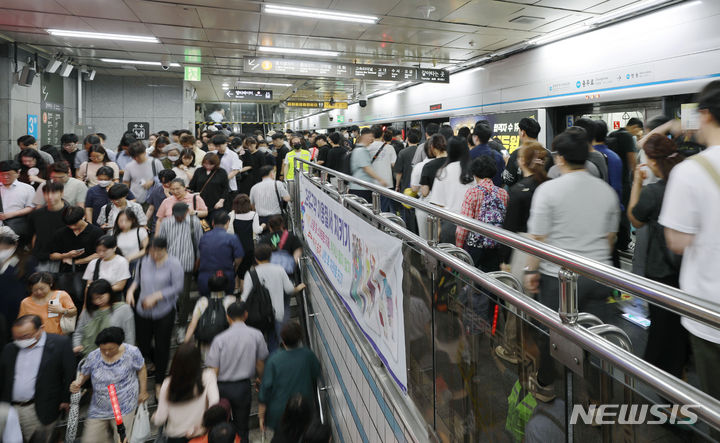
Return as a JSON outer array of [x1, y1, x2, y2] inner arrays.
[[285, 149, 310, 180], [505, 380, 537, 442]]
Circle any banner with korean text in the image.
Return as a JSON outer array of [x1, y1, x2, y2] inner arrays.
[[298, 173, 407, 391]]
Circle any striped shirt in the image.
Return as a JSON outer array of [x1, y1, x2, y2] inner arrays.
[[157, 215, 203, 272], [97, 200, 147, 233], [249, 177, 290, 217]]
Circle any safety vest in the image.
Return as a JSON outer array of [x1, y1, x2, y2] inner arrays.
[[285, 149, 310, 180], [506, 380, 537, 442]]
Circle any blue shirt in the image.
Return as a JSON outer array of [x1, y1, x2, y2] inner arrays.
[[145, 183, 168, 230], [12, 332, 46, 402], [85, 185, 137, 225], [198, 227, 244, 274], [116, 151, 133, 171], [135, 255, 184, 319], [470, 143, 505, 186], [594, 144, 623, 208], [349, 146, 373, 190]]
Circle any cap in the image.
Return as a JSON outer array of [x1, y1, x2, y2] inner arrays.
[[172, 202, 189, 217]]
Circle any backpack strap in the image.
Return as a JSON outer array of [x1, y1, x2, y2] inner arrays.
[[136, 227, 142, 251], [371, 143, 387, 163], [693, 155, 720, 190], [151, 159, 157, 177], [104, 203, 112, 223], [278, 230, 290, 250], [189, 216, 198, 261], [93, 258, 101, 281]]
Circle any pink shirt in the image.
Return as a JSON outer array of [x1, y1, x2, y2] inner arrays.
[[156, 193, 208, 224]]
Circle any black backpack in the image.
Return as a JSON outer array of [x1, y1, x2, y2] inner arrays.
[[194, 297, 229, 343], [245, 269, 275, 335], [340, 148, 353, 175]]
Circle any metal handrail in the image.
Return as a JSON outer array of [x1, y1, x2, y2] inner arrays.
[[328, 188, 720, 429], [296, 158, 720, 332]]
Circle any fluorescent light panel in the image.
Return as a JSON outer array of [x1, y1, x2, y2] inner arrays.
[[258, 46, 339, 57], [530, 24, 589, 45], [367, 89, 389, 98], [47, 29, 159, 43], [236, 80, 293, 87], [100, 58, 180, 67], [263, 4, 378, 24], [590, 0, 675, 25]]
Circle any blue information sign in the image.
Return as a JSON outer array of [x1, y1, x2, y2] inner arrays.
[[27, 114, 39, 138]]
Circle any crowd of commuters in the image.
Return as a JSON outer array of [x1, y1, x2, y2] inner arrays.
[[0, 127, 329, 442]]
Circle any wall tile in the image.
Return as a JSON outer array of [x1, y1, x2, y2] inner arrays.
[[89, 76, 123, 118], [123, 77, 154, 118]]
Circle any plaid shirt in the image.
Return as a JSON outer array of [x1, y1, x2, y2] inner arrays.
[[456, 179, 509, 248]]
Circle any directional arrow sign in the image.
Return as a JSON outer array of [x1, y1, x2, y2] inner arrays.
[[224, 89, 273, 100]]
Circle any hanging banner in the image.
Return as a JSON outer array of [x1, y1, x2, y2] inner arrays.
[[298, 173, 407, 391], [450, 110, 537, 154]]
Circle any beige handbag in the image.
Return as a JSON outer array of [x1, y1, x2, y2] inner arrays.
[[54, 291, 77, 334]]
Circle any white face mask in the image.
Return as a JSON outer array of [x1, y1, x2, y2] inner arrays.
[[168, 155, 180, 162], [0, 248, 14, 262], [97, 180, 111, 188], [15, 337, 37, 349]]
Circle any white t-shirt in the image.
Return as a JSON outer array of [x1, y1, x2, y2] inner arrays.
[[82, 255, 131, 284], [122, 158, 164, 203], [410, 158, 431, 189], [659, 146, 720, 343], [428, 162, 473, 214], [366, 140, 397, 188], [116, 228, 148, 258], [216, 150, 242, 191]]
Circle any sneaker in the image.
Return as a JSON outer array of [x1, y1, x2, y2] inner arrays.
[[527, 372, 556, 402], [495, 345, 519, 364], [176, 326, 186, 345]]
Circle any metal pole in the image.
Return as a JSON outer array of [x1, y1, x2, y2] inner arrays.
[[371, 192, 381, 214], [426, 215, 439, 247], [558, 267, 578, 325], [77, 70, 82, 126]]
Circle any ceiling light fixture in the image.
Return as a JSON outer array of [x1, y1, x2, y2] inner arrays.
[[100, 58, 180, 67], [396, 81, 414, 88], [367, 89, 389, 98], [529, 24, 590, 46], [263, 4, 378, 24], [236, 80, 293, 87], [48, 29, 159, 43], [589, 0, 681, 26], [221, 83, 229, 87], [258, 46, 339, 57]]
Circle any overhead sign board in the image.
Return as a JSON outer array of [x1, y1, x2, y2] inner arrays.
[[224, 89, 273, 100], [41, 72, 64, 147], [286, 101, 349, 109], [127, 122, 150, 140], [244, 57, 449, 83]]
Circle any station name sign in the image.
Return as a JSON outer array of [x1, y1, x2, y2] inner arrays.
[[244, 57, 448, 83], [224, 89, 273, 100], [286, 101, 349, 109]]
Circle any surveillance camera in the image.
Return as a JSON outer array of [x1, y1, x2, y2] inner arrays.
[[161, 56, 171, 71], [292, 88, 298, 94], [329, 116, 334, 121], [359, 93, 367, 108]]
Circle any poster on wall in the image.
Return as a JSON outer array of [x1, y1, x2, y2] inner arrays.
[[41, 73, 64, 147], [299, 173, 407, 391], [450, 110, 537, 153]]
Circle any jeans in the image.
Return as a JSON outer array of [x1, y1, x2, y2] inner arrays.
[[349, 189, 372, 202], [380, 195, 395, 213], [135, 309, 175, 385], [218, 380, 252, 443]]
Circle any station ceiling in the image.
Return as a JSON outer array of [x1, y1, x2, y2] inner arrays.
[[0, 0, 646, 107]]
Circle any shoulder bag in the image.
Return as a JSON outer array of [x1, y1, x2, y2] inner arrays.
[[371, 143, 388, 164], [54, 291, 76, 334]]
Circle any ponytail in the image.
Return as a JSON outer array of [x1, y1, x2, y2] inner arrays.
[[518, 142, 549, 184]]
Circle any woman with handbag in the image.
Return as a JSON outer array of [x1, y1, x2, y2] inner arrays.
[[72, 279, 135, 357], [70, 326, 148, 443], [18, 272, 77, 335], [82, 235, 131, 296], [153, 343, 220, 442], [188, 153, 229, 223]]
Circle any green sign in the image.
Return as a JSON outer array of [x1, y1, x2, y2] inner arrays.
[[184, 66, 201, 82], [41, 73, 64, 146], [184, 48, 202, 64], [336, 115, 345, 123]]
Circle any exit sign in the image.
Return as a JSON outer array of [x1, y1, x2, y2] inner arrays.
[[429, 103, 442, 111], [184, 66, 201, 82], [336, 115, 345, 123]]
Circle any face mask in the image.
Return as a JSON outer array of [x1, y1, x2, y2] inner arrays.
[[293, 143, 302, 150], [97, 180, 111, 188], [168, 155, 180, 162], [0, 247, 15, 262], [15, 337, 37, 349]]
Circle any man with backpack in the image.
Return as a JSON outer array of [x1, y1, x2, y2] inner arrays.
[[197, 211, 244, 297], [349, 129, 387, 202], [185, 273, 235, 346], [240, 244, 305, 353]]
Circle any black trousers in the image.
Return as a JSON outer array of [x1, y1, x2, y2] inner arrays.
[[349, 189, 372, 202], [218, 380, 252, 443], [135, 309, 175, 385]]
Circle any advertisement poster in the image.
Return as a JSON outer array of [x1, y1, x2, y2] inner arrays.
[[299, 173, 407, 391], [450, 110, 537, 153], [41, 73, 64, 146]]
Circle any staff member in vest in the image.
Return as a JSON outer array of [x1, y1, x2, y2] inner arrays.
[[0, 161, 35, 245], [0, 315, 75, 442], [282, 135, 310, 182]]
